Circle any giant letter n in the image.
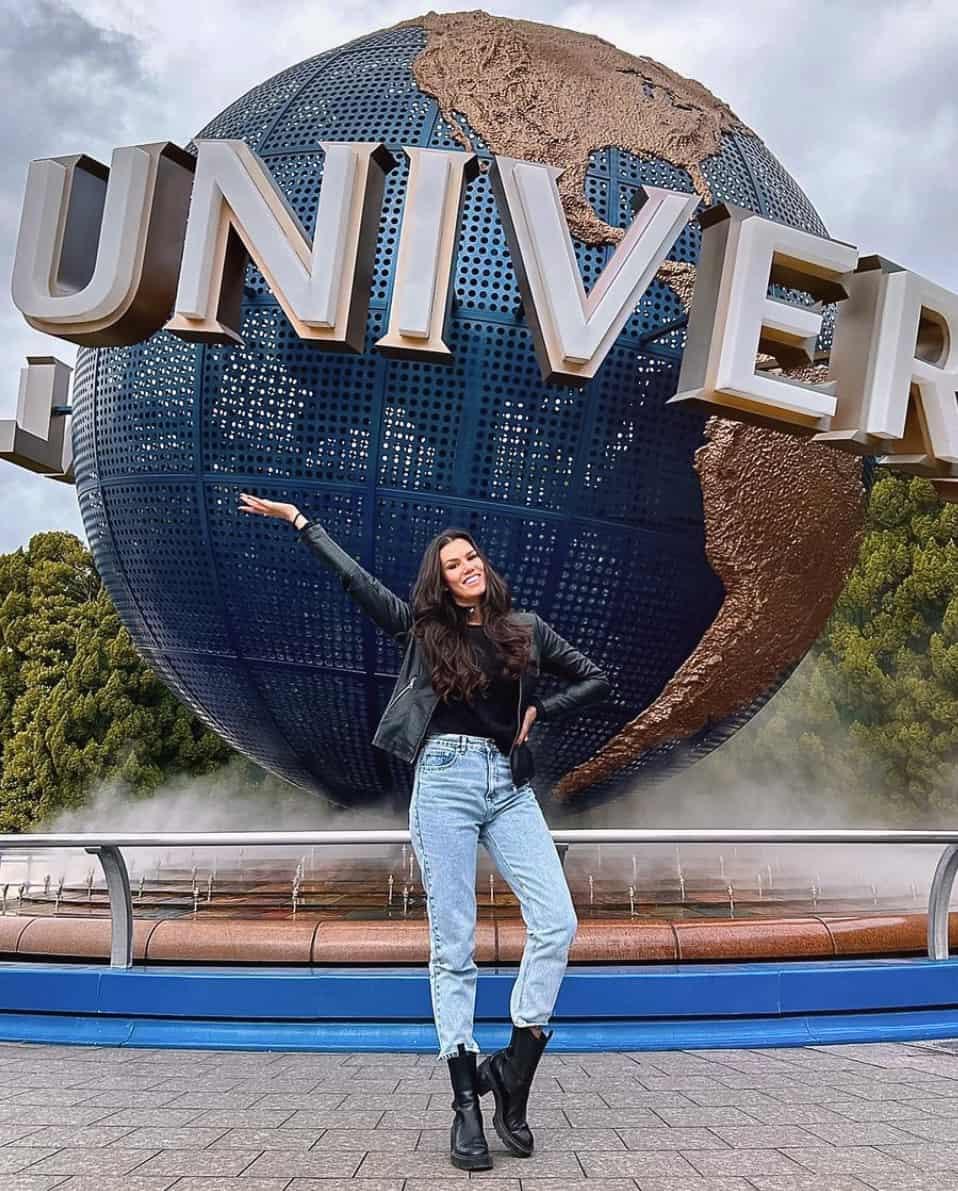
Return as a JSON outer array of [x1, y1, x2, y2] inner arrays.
[[165, 139, 395, 350]]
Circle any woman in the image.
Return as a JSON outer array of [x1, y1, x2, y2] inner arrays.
[[238, 492, 611, 1171]]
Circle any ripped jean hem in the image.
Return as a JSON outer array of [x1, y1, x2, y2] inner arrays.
[[437, 1042, 481, 1062]]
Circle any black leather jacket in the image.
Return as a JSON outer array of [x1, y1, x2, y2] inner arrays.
[[296, 520, 611, 786]]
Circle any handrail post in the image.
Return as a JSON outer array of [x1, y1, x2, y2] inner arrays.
[[85, 845, 133, 968], [927, 843, 958, 959]]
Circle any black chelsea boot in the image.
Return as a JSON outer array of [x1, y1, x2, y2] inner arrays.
[[446, 1042, 493, 1170], [476, 1023, 552, 1156]]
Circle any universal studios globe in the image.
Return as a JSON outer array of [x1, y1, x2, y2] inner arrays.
[[72, 13, 866, 814]]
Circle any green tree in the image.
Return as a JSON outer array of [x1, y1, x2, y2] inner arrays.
[[0, 531, 234, 831]]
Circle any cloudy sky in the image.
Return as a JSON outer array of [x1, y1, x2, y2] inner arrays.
[[0, 0, 955, 554]]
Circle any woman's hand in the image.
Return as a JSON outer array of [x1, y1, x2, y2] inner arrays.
[[238, 493, 302, 523], [514, 704, 537, 748]]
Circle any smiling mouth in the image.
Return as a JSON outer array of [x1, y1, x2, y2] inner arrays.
[[464, 576, 482, 586]]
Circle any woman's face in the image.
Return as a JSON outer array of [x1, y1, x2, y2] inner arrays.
[[439, 537, 486, 607]]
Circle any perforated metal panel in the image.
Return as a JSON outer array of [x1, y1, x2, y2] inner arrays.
[[73, 24, 838, 812]]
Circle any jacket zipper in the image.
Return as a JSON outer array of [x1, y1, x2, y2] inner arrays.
[[509, 672, 522, 756], [383, 675, 415, 717]]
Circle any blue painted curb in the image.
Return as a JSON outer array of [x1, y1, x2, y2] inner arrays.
[[1, 958, 957, 1050]]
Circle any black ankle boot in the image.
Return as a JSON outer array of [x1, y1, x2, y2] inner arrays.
[[476, 1024, 552, 1157], [446, 1043, 493, 1171]]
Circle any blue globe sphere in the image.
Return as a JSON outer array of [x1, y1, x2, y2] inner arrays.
[[71, 18, 861, 814]]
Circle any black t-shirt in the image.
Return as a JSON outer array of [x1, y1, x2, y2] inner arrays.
[[426, 624, 520, 757]]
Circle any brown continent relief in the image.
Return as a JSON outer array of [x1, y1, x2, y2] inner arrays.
[[401, 9, 747, 241], [403, 11, 867, 801]]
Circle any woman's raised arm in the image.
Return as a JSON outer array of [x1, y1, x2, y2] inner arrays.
[[238, 493, 412, 642]]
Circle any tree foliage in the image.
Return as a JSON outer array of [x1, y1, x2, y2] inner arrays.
[[0, 531, 234, 831]]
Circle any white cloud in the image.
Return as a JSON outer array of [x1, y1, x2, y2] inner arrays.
[[1, 0, 955, 553]]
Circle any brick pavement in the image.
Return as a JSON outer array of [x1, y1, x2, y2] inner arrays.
[[4, 1039, 958, 1188]]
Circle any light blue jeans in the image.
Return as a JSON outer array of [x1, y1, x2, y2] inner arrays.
[[409, 732, 578, 1062]]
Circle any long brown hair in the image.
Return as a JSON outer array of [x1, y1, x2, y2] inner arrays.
[[410, 527, 533, 703]]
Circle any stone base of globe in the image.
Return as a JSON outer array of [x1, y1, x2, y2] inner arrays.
[[0, 850, 945, 964]]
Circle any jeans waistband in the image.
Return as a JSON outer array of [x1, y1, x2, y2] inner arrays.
[[424, 732, 502, 753]]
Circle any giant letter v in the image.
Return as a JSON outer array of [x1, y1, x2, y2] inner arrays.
[[491, 157, 698, 384]]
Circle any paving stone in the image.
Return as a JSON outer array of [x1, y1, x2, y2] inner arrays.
[[0, 1177, 71, 1191], [284, 1181, 405, 1191], [0, 1105, 119, 1127], [241, 1148, 365, 1178], [79, 1090, 183, 1108], [635, 1078, 731, 1092], [905, 1097, 958, 1117], [401, 1180, 519, 1190], [577, 1151, 701, 1178], [11, 1125, 139, 1148], [892, 1116, 958, 1141], [312, 1128, 421, 1150], [875, 1141, 958, 1169], [284, 1181, 417, 1191], [252, 1092, 350, 1111], [0, 1122, 46, 1145], [753, 1085, 882, 1106], [563, 1106, 663, 1127], [316, 1078, 404, 1095], [711, 1075, 826, 1091], [856, 1173, 958, 1190], [179, 1108, 297, 1129], [602, 1090, 706, 1109], [683, 1090, 789, 1109], [0, 1089, 98, 1108], [117, 1147, 263, 1176], [746, 1178, 874, 1190], [41, 1177, 177, 1190], [630, 1180, 760, 1191], [0, 1148, 61, 1175], [90, 1107, 206, 1127], [682, 1148, 811, 1176], [280, 1109, 385, 1130], [62, 1075, 169, 1092], [210, 1127, 324, 1149], [25, 1147, 161, 1175], [104, 1124, 232, 1148], [647, 1106, 757, 1127], [164, 1090, 271, 1109], [705, 1125, 821, 1148], [149, 1180, 293, 1191], [799, 1121, 922, 1145], [731, 1103, 852, 1126], [474, 1148, 587, 1176], [526, 1091, 618, 1110], [822, 1099, 930, 1123], [339, 1092, 430, 1111], [617, 1126, 730, 1151], [519, 1181, 629, 1191], [773, 1145, 919, 1174], [818, 1082, 947, 1102], [148, 1077, 257, 1093]]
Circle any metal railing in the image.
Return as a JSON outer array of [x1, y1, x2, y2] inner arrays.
[[2, 828, 958, 969]]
